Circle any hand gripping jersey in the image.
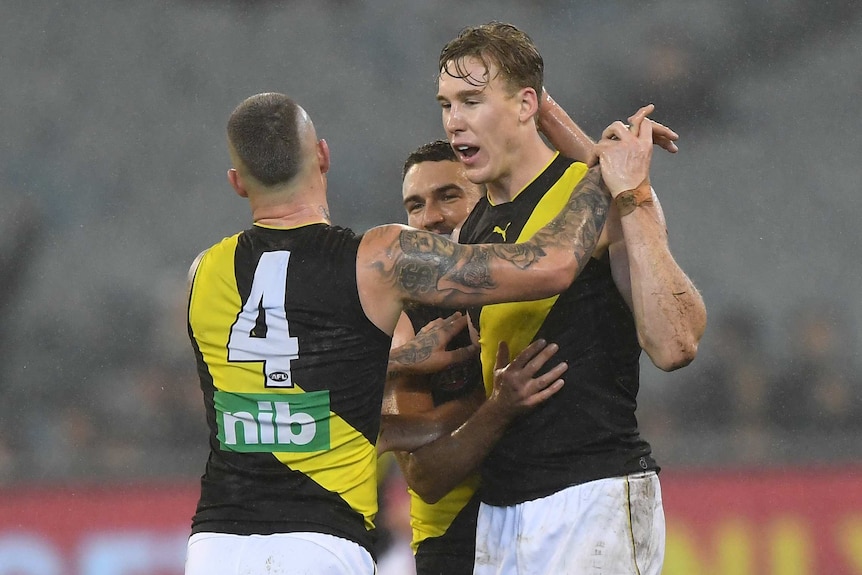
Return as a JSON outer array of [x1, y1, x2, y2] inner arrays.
[[187, 223, 391, 556], [458, 154, 658, 506], [403, 305, 482, 575]]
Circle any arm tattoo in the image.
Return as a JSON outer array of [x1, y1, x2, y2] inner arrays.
[[395, 231, 498, 297], [393, 231, 554, 303], [532, 166, 609, 255], [389, 330, 439, 367], [380, 165, 610, 304]]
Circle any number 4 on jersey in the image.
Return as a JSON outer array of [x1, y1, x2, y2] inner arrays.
[[228, 251, 299, 387]]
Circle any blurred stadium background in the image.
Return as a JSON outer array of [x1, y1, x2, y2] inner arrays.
[[1, 0, 860, 573]]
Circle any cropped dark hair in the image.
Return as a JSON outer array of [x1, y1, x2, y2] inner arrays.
[[402, 139, 457, 179], [438, 21, 543, 96], [227, 92, 303, 186]]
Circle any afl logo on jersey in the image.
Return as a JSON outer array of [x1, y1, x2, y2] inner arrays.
[[268, 371, 290, 383]]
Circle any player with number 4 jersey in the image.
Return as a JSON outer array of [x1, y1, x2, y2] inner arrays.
[[188, 223, 390, 553]]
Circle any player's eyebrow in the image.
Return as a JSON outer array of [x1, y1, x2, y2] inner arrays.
[[432, 184, 463, 196], [403, 193, 422, 208], [436, 87, 485, 103], [403, 184, 462, 208]]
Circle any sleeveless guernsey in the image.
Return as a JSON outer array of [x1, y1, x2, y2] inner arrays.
[[187, 223, 391, 555], [458, 155, 657, 506]]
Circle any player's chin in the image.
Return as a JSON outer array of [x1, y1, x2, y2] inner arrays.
[[463, 164, 491, 186]]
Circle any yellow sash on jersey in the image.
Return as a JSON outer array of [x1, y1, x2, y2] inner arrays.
[[478, 160, 588, 394], [408, 473, 481, 551]]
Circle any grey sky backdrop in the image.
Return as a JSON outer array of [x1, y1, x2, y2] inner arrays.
[[1, 0, 860, 475]]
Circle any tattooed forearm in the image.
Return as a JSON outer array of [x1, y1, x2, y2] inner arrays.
[[490, 242, 546, 270], [389, 331, 438, 367], [532, 166, 610, 260], [386, 368, 405, 381], [377, 165, 610, 305], [393, 229, 556, 303]]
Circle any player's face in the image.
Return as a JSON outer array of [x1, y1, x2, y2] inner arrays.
[[402, 159, 483, 236], [437, 57, 523, 188]]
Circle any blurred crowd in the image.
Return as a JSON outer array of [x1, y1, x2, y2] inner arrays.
[[642, 300, 862, 467]]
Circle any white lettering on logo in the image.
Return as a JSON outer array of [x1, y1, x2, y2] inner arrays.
[[223, 401, 316, 446]]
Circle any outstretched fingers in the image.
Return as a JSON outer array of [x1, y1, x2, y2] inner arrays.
[[520, 341, 567, 407], [501, 339, 567, 408], [627, 104, 656, 129], [638, 114, 655, 147], [627, 104, 679, 153], [416, 311, 464, 336], [390, 311, 476, 375]]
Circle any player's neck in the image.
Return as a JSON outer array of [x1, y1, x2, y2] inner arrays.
[[486, 140, 556, 204], [250, 177, 331, 228], [252, 200, 331, 229]]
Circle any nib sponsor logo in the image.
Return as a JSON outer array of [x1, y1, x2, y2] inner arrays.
[[215, 391, 330, 452]]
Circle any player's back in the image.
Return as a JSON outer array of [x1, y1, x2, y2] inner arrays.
[[187, 223, 391, 554]]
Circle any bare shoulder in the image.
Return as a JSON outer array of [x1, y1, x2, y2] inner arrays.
[[359, 223, 406, 253], [357, 223, 409, 276], [356, 224, 410, 336]]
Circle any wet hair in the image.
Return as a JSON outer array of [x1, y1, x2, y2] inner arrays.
[[401, 139, 457, 180], [438, 21, 543, 96], [227, 92, 304, 187]]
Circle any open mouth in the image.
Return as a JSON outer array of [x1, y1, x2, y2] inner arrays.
[[454, 145, 479, 161]]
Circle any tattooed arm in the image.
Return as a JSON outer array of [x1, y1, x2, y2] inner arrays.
[[378, 311, 482, 455], [356, 164, 611, 335], [386, 312, 477, 379]]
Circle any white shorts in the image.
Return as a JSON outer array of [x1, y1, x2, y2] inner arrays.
[[474, 472, 665, 575], [185, 532, 376, 575]]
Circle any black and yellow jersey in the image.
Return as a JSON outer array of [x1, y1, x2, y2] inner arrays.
[[187, 223, 391, 556], [403, 305, 482, 575], [459, 154, 657, 506], [410, 479, 480, 575]]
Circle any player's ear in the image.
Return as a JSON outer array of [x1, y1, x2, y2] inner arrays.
[[227, 168, 248, 198], [317, 138, 331, 174], [518, 87, 540, 124]]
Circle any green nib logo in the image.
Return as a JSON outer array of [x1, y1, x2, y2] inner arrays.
[[215, 391, 330, 452]]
